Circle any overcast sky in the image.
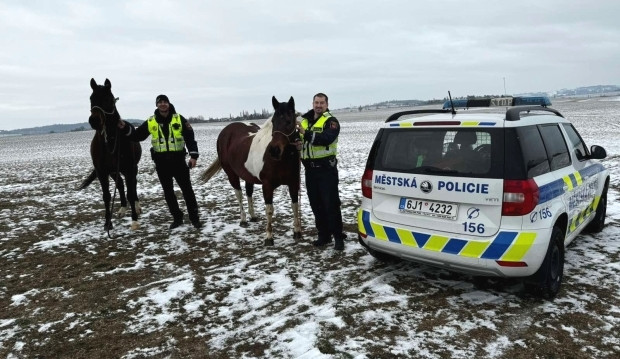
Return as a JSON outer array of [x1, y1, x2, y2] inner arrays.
[[1, 0, 618, 131]]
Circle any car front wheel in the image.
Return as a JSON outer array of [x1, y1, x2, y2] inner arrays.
[[586, 183, 608, 233], [524, 226, 564, 299]]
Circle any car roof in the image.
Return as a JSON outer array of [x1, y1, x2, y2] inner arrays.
[[382, 108, 570, 129]]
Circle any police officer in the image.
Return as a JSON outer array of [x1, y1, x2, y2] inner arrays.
[[297, 93, 346, 250], [118, 94, 202, 229]]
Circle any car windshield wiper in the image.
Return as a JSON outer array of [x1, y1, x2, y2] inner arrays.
[[417, 166, 458, 174]]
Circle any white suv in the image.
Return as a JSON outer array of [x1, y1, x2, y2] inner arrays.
[[357, 97, 609, 299]]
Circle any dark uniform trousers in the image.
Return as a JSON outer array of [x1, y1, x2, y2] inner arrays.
[[304, 162, 343, 242], [154, 154, 199, 223]]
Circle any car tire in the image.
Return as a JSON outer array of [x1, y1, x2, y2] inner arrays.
[[358, 235, 401, 263], [524, 226, 564, 299], [586, 183, 608, 233], [367, 247, 401, 263]]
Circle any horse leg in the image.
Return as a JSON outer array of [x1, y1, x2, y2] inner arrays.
[[288, 178, 302, 240], [97, 173, 113, 231], [226, 172, 248, 226], [291, 198, 302, 240], [124, 168, 140, 231], [234, 189, 248, 226], [263, 185, 275, 246], [245, 182, 258, 222], [112, 174, 128, 218]]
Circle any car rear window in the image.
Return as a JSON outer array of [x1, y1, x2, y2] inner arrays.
[[374, 128, 504, 178]]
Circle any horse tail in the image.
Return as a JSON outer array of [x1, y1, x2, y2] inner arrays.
[[77, 169, 97, 190], [200, 158, 222, 184]]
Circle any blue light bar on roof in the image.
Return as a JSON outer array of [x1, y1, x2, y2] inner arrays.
[[442, 96, 551, 109], [512, 96, 552, 106]]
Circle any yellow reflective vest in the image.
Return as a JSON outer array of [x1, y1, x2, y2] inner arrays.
[[300, 112, 338, 160], [148, 114, 185, 152]]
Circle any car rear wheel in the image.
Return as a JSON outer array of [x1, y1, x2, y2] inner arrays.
[[586, 183, 607, 233], [524, 226, 564, 299], [358, 235, 401, 263], [367, 247, 401, 263]]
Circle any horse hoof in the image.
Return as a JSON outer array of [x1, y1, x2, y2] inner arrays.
[[293, 232, 302, 240], [240, 221, 248, 227], [264, 239, 274, 246], [117, 207, 127, 218], [131, 221, 140, 230]]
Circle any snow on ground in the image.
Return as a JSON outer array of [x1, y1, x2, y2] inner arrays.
[[0, 98, 619, 358]]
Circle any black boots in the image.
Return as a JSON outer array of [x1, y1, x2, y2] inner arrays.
[[334, 233, 345, 250], [312, 237, 332, 247], [334, 239, 344, 251], [169, 217, 183, 229], [313, 233, 346, 250]]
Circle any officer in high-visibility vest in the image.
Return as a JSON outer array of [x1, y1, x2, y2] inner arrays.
[[119, 94, 202, 229], [297, 93, 346, 250]]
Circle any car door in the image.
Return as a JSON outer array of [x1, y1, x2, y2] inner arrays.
[[559, 123, 604, 236], [538, 123, 592, 238]]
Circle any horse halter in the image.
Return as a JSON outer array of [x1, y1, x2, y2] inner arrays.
[[91, 97, 119, 116], [91, 97, 120, 153], [271, 110, 299, 144], [272, 127, 298, 143]]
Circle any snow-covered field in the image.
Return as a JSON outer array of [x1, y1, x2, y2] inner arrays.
[[1, 98, 619, 358]]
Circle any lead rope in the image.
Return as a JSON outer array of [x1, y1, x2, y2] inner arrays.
[[298, 143, 302, 239]]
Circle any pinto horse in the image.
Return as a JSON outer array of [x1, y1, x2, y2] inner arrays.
[[78, 78, 142, 231], [201, 96, 302, 246]]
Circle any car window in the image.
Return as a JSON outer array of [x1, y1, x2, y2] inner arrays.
[[377, 128, 501, 178], [507, 126, 550, 179], [380, 130, 443, 170], [539, 124, 571, 170], [561, 123, 589, 160]]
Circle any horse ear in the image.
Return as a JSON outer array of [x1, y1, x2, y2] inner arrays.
[[90, 78, 97, 90], [104, 78, 111, 89], [288, 96, 295, 111], [272, 96, 279, 110]]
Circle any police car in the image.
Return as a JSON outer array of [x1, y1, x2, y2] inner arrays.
[[357, 96, 609, 299]]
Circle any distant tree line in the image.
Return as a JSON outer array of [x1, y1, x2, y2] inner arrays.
[[187, 109, 272, 123], [348, 98, 444, 112]]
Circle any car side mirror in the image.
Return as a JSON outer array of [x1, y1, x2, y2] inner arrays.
[[589, 145, 607, 159]]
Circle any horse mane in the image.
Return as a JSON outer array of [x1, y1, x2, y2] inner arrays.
[[251, 117, 274, 148], [248, 116, 273, 138]]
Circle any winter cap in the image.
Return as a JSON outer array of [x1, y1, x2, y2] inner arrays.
[[156, 94, 169, 104]]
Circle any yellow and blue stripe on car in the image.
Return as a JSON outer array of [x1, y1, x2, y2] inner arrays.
[[538, 163, 605, 234], [357, 209, 536, 261]]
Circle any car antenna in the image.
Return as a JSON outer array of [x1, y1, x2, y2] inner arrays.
[[448, 91, 457, 115]]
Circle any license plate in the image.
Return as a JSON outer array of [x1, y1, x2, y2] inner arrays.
[[398, 197, 459, 220]]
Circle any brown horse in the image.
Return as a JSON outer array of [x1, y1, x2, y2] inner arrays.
[[78, 78, 142, 231], [201, 96, 301, 246]]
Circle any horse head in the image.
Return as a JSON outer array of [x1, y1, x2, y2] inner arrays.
[[89, 78, 119, 131], [268, 96, 297, 160]]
